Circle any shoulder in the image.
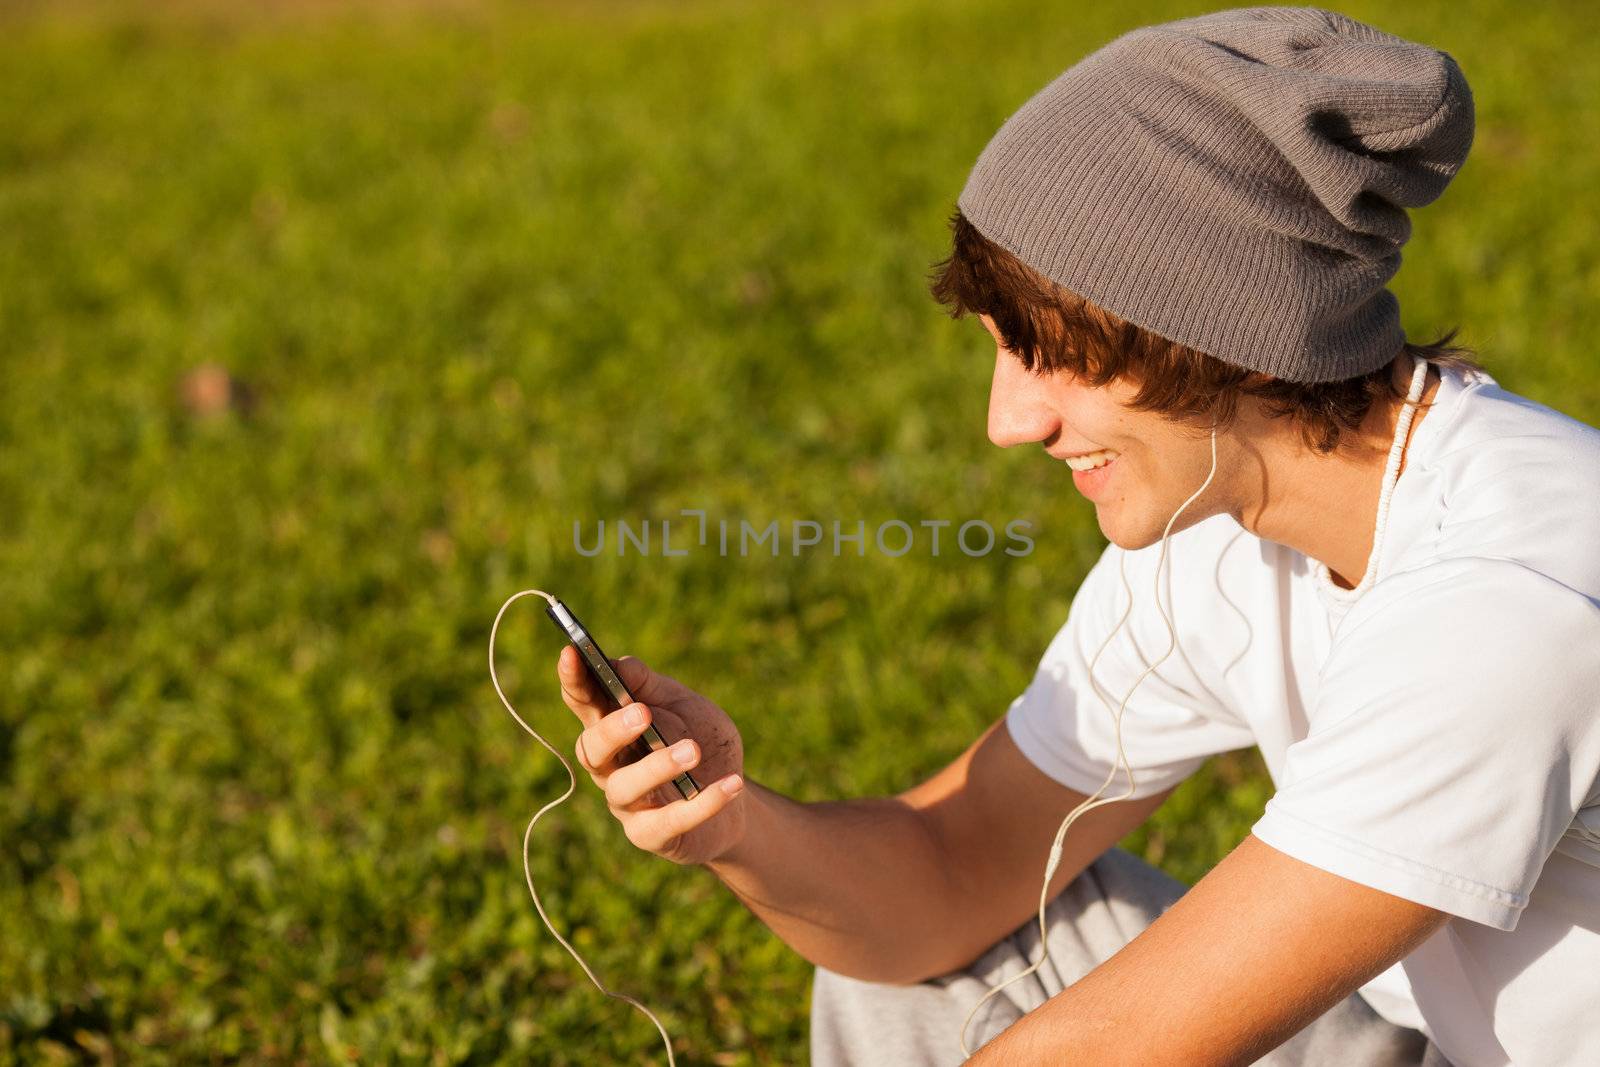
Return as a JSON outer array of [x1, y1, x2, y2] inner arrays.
[[1435, 377, 1600, 494], [1329, 558, 1600, 734], [1418, 371, 1600, 595]]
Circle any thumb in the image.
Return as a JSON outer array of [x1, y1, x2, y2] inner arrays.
[[612, 655, 680, 704], [611, 654, 655, 693]]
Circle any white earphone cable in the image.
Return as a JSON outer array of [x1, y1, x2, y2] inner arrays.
[[958, 355, 1431, 1058], [486, 358, 1431, 1065], [488, 588, 678, 1067], [959, 426, 1220, 1058]]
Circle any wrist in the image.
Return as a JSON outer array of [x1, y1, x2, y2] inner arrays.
[[706, 778, 777, 871]]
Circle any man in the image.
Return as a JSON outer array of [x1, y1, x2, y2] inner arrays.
[[555, 8, 1600, 1065]]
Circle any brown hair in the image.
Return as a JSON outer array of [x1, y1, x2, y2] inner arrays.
[[928, 210, 1480, 454]]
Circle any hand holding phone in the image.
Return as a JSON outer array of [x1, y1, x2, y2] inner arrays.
[[546, 597, 701, 799], [551, 599, 750, 866]]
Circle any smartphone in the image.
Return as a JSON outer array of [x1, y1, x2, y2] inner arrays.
[[545, 596, 701, 801]]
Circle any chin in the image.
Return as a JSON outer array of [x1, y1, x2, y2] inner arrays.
[[1096, 490, 1208, 550], [1100, 498, 1221, 551], [1094, 508, 1164, 552]]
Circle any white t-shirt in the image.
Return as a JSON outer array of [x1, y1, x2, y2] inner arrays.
[[1006, 362, 1600, 1067]]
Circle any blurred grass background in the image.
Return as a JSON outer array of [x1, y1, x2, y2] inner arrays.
[[1, 0, 1594, 1062]]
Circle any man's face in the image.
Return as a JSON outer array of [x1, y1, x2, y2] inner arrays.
[[979, 314, 1224, 549]]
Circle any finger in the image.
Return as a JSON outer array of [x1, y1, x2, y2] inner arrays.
[[624, 774, 746, 853], [606, 737, 700, 809], [574, 702, 654, 775], [610, 655, 687, 706], [557, 645, 612, 726]]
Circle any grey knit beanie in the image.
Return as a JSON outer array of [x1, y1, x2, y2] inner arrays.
[[957, 6, 1474, 384]]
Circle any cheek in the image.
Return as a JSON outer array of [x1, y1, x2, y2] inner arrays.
[[1057, 394, 1125, 443], [1142, 437, 1222, 505], [1113, 434, 1201, 503]]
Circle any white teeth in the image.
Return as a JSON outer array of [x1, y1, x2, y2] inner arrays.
[[1064, 449, 1119, 472]]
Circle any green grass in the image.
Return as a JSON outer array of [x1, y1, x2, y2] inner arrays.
[[1, 0, 1595, 1061]]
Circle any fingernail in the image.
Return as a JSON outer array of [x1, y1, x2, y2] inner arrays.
[[624, 705, 644, 727], [720, 775, 744, 797], [671, 741, 696, 765]]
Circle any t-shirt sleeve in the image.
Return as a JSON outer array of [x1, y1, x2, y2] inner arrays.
[[1251, 558, 1600, 930], [1006, 540, 1258, 800]]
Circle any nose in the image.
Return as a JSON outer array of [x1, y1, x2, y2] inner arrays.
[[987, 350, 1059, 449]]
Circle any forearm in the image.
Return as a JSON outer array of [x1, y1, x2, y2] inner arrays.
[[706, 780, 966, 984], [965, 835, 1453, 1066]]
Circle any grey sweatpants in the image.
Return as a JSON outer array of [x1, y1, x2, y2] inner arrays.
[[811, 846, 1453, 1066]]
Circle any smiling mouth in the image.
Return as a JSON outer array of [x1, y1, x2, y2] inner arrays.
[[1060, 448, 1120, 472]]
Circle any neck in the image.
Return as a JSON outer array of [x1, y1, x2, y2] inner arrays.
[[1224, 356, 1438, 589]]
